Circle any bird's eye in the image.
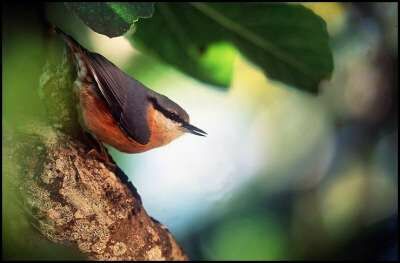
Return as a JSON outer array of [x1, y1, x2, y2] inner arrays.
[[167, 111, 183, 123], [171, 113, 180, 121], [149, 97, 184, 123]]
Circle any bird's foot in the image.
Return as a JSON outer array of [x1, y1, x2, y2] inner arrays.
[[86, 148, 116, 169], [83, 132, 116, 169]]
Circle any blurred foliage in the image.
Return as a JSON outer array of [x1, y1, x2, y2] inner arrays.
[[65, 2, 154, 37], [205, 215, 287, 260], [303, 2, 347, 36], [132, 3, 333, 93]]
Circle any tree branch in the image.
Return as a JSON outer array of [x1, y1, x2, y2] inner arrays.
[[3, 26, 188, 260]]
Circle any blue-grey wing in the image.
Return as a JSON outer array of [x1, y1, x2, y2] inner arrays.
[[84, 52, 151, 145]]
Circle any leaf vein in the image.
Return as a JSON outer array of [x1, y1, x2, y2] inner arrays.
[[191, 3, 314, 78]]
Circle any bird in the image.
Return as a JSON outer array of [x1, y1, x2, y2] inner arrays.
[[53, 26, 207, 156]]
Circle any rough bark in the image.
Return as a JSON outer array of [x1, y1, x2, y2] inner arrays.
[[3, 35, 188, 260]]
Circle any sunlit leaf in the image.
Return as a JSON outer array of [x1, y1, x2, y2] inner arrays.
[[130, 3, 333, 93]]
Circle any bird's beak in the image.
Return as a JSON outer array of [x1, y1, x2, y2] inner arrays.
[[182, 123, 207, 137]]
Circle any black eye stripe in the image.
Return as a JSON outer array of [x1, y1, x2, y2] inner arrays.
[[166, 112, 182, 122], [149, 97, 185, 124]]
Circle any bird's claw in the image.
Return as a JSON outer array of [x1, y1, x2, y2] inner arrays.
[[86, 148, 116, 169]]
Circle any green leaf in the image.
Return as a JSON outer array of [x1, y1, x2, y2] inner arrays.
[[130, 3, 333, 93], [65, 2, 154, 38]]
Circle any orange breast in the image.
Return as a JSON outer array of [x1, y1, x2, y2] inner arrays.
[[78, 85, 182, 153]]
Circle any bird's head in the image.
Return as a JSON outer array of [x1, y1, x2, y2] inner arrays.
[[148, 94, 207, 138]]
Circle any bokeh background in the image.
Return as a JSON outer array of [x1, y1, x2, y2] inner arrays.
[[3, 2, 398, 260]]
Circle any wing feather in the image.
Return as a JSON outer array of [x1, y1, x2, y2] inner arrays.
[[84, 52, 151, 145]]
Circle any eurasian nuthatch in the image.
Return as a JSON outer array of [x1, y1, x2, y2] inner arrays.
[[55, 27, 206, 154]]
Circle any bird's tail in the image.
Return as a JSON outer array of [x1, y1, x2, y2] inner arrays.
[[50, 24, 84, 54]]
